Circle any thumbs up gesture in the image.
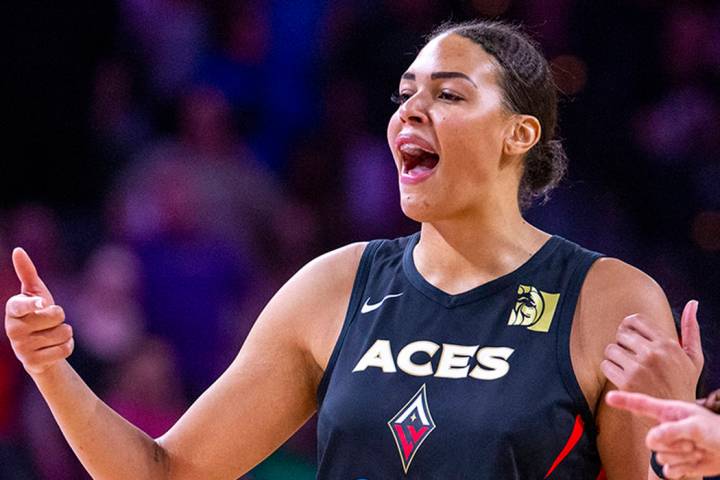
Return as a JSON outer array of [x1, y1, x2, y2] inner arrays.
[[4, 248, 74, 375]]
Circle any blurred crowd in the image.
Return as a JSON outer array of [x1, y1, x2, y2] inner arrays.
[[2, 0, 719, 478]]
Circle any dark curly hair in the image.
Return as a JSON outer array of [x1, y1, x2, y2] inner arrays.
[[427, 20, 567, 209]]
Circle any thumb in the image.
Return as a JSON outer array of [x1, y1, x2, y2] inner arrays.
[[680, 300, 703, 370], [11, 248, 54, 305]]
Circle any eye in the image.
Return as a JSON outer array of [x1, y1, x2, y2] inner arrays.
[[391, 90, 413, 105], [438, 90, 464, 102]]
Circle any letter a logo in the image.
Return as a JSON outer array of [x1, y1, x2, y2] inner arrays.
[[387, 384, 436, 474]]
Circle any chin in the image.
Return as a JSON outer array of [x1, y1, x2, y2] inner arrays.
[[399, 195, 439, 223]]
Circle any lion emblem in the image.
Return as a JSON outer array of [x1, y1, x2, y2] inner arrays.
[[507, 285, 560, 333]]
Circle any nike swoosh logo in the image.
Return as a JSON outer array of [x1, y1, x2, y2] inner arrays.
[[361, 292, 404, 314]]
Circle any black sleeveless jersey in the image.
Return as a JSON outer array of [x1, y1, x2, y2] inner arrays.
[[316, 233, 605, 479]]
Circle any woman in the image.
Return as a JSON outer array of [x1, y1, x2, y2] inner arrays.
[[4, 20, 701, 479]]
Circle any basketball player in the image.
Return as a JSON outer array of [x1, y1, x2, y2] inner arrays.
[[606, 390, 720, 479], [4, 21, 701, 479]]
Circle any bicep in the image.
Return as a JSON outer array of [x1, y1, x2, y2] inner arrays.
[[596, 384, 653, 479], [154, 243, 365, 480], [579, 258, 677, 479]]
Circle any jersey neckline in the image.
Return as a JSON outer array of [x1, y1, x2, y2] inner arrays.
[[401, 232, 563, 308]]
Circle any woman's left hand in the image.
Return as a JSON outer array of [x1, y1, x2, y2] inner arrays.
[[600, 300, 703, 405]]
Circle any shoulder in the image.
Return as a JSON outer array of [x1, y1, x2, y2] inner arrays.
[[284, 242, 369, 301], [580, 257, 673, 334], [269, 241, 368, 317], [257, 242, 369, 373], [571, 257, 676, 408]]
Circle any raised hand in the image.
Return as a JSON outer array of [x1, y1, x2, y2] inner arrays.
[[607, 391, 720, 479], [5, 248, 73, 375], [600, 300, 703, 404]]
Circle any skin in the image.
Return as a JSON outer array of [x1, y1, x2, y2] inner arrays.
[[601, 301, 704, 409], [607, 391, 720, 479], [3, 33, 700, 479]]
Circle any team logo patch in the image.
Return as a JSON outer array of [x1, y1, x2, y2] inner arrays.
[[507, 285, 560, 333], [387, 384, 435, 474]]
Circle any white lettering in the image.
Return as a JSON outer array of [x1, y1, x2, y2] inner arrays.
[[352, 340, 514, 380], [397, 341, 440, 377], [470, 347, 515, 380], [352, 339, 397, 373], [435, 344, 479, 379]]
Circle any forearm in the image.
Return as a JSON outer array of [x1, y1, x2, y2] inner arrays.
[[30, 360, 168, 480]]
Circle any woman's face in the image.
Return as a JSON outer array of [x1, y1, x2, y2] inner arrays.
[[387, 33, 520, 222]]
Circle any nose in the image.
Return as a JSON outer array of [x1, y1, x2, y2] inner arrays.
[[398, 93, 430, 125]]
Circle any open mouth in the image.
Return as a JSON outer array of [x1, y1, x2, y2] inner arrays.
[[400, 143, 440, 174]]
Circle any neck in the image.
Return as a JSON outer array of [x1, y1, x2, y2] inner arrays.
[[414, 201, 550, 295]]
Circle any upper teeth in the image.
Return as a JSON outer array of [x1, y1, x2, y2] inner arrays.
[[400, 143, 434, 155]]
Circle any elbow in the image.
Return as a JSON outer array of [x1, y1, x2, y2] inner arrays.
[[151, 439, 172, 480]]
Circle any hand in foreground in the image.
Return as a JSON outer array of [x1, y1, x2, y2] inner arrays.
[[4, 248, 73, 375], [607, 390, 720, 479], [601, 300, 703, 404]]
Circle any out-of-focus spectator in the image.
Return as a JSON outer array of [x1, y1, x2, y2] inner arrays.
[[7, 205, 70, 289], [119, 0, 208, 102], [91, 59, 153, 167], [70, 244, 146, 390], [0, 231, 37, 480], [106, 337, 185, 438], [196, 1, 270, 126], [110, 156, 252, 398]]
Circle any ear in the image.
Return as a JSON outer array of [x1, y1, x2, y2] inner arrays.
[[503, 115, 541, 156]]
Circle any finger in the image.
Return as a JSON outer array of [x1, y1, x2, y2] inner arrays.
[[665, 439, 695, 453], [28, 323, 73, 351], [615, 329, 651, 357], [23, 338, 75, 374], [647, 417, 704, 449], [22, 306, 66, 332], [605, 391, 684, 421], [680, 300, 703, 370], [663, 459, 701, 479], [11, 248, 54, 303], [5, 306, 67, 342], [656, 449, 703, 466], [620, 314, 659, 342], [600, 360, 626, 389], [604, 343, 636, 369], [6, 294, 46, 318]]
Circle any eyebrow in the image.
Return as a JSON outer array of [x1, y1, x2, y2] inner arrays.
[[401, 71, 477, 88]]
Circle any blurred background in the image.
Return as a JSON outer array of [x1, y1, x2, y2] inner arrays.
[[2, 0, 719, 478]]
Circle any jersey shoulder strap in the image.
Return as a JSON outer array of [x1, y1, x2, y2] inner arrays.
[[317, 239, 386, 404]]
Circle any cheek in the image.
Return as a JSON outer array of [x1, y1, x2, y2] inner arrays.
[[440, 116, 505, 170], [387, 112, 403, 169]]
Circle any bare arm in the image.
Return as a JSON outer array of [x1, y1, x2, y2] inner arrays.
[[30, 361, 169, 478], [572, 258, 700, 480], [5, 243, 366, 479]]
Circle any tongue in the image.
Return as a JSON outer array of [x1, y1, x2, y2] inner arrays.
[[418, 155, 438, 168], [407, 164, 434, 176]]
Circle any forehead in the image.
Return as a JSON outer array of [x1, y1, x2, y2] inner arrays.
[[406, 33, 499, 85]]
